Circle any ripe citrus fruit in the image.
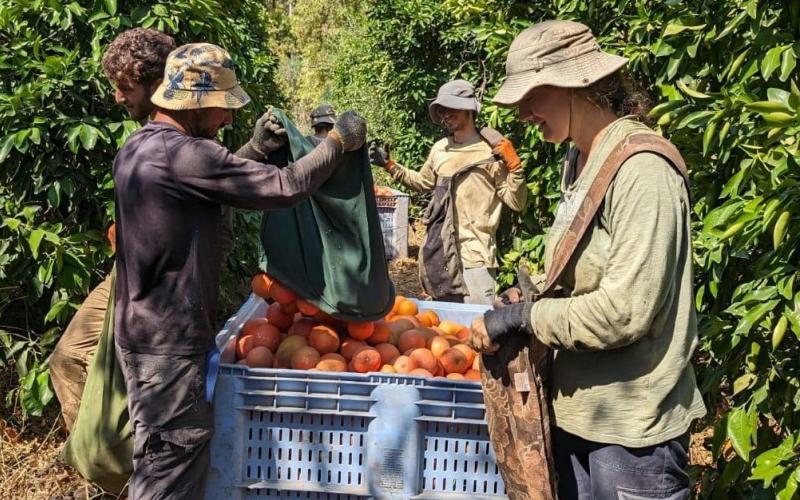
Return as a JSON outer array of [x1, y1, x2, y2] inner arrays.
[[316, 358, 347, 372], [398, 329, 427, 353], [464, 369, 481, 381], [245, 346, 273, 368], [409, 348, 437, 373], [269, 281, 297, 305], [340, 339, 367, 361], [409, 368, 433, 378], [347, 321, 375, 341], [380, 364, 397, 373], [251, 273, 273, 299], [267, 302, 293, 331], [291, 346, 321, 370], [296, 299, 320, 316], [367, 321, 391, 345], [288, 318, 316, 338], [392, 355, 417, 374], [452, 344, 476, 367], [429, 336, 450, 359], [275, 335, 307, 368], [308, 325, 340, 354], [351, 348, 382, 373], [440, 348, 469, 374], [395, 299, 418, 316], [374, 343, 400, 365], [446, 373, 465, 380]]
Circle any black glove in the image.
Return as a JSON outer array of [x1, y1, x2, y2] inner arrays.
[[484, 302, 533, 342], [329, 111, 367, 152], [250, 111, 288, 155], [368, 141, 392, 168]]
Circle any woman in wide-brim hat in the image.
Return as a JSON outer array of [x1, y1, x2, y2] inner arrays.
[[469, 20, 706, 498]]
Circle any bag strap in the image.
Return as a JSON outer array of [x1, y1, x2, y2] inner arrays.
[[536, 133, 689, 298]]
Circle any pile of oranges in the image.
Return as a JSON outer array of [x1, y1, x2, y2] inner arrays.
[[373, 185, 395, 197], [237, 273, 481, 381]]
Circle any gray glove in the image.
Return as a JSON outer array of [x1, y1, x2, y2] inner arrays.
[[329, 111, 367, 152], [479, 127, 504, 147], [368, 141, 391, 167], [250, 111, 288, 155]]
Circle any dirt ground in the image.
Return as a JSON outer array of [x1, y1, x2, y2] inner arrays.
[[0, 222, 713, 498]]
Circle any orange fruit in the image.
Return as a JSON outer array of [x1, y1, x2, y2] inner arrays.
[[392, 355, 417, 374], [391, 295, 406, 314], [340, 339, 367, 361], [296, 299, 320, 316], [236, 335, 257, 360], [387, 318, 416, 344], [291, 346, 321, 370], [321, 353, 346, 363], [409, 368, 433, 378], [393, 315, 422, 328], [316, 358, 347, 372], [409, 348, 437, 374], [464, 369, 481, 381], [237, 358, 248, 365], [438, 320, 465, 336], [380, 364, 397, 373], [367, 321, 391, 345], [452, 344, 476, 367], [267, 302, 293, 331], [251, 273, 273, 299], [434, 361, 445, 377], [269, 281, 297, 305], [245, 346, 274, 368], [241, 318, 281, 348], [440, 348, 469, 374], [398, 329, 428, 353], [347, 321, 375, 341], [275, 335, 308, 368], [308, 325, 340, 354], [288, 318, 316, 339], [422, 310, 440, 327], [429, 336, 450, 359], [446, 373, 465, 380], [455, 327, 471, 342], [374, 343, 400, 365], [280, 301, 298, 316], [351, 348, 381, 373], [395, 299, 418, 316]]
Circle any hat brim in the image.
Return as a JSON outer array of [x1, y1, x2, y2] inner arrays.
[[493, 51, 629, 107], [151, 83, 251, 111], [428, 95, 481, 123], [311, 116, 336, 126]]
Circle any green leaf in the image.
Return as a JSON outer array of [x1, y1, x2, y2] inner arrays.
[[777, 468, 800, 500], [732, 373, 757, 395], [0, 135, 15, 162], [27, 229, 45, 259], [750, 435, 798, 487], [763, 46, 788, 80], [735, 300, 781, 335], [79, 124, 99, 150], [780, 47, 797, 82], [103, 0, 117, 15], [726, 407, 755, 461]]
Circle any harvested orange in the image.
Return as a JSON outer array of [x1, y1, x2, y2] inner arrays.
[[275, 335, 307, 368], [321, 353, 346, 363], [392, 295, 406, 314], [245, 346, 274, 368], [409, 348, 437, 374], [340, 339, 367, 361], [409, 368, 433, 378], [392, 355, 417, 374], [440, 348, 469, 374], [351, 348, 381, 373], [296, 299, 320, 316], [251, 273, 274, 299], [269, 281, 297, 305], [429, 336, 450, 359], [380, 364, 397, 373], [291, 346, 321, 370], [446, 373, 465, 380], [455, 327, 471, 342], [347, 321, 375, 341], [267, 302, 293, 331], [316, 358, 347, 372], [367, 321, 390, 345], [395, 299, 418, 316], [280, 301, 298, 316], [452, 344, 476, 367], [393, 315, 422, 328], [464, 369, 481, 381], [421, 310, 440, 327], [398, 329, 427, 353], [288, 318, 316, 338], [438, 320, 465, 336], [374, 343, 400, 365], [308, 325, 340, 354]]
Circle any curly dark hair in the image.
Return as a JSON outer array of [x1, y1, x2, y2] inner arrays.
[[579, 72, 654, 125], [102, 28, 176, 85]]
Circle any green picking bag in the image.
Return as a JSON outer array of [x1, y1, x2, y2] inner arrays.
[[260, 109, 394, 320], [61, 267, 132, 494]]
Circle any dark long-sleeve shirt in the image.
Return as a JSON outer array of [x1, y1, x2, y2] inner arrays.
[[113, 121, 341, 355]]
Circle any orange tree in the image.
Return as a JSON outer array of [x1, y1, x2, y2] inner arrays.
[[329, 0, 800, 496], [0, 0, 283, 419]]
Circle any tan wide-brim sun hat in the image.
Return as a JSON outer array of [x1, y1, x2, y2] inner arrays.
[[428, 79, 482, 123], [493, 20, 629, 107], [151, 43, 251, 111]]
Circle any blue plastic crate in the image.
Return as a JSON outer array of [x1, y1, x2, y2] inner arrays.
[[207, 297, 504, 499]]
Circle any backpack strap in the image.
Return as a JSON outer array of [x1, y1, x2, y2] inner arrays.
[[536, 133, 690, 298]]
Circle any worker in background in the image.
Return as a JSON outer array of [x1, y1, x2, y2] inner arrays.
[[307, 104, 336, 145], [369, 80, 527, 304], [49, 28, 177, 432]]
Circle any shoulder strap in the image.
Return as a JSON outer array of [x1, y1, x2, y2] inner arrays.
[[536, 133, 690, 297]]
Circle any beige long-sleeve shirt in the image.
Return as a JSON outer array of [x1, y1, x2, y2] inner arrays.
[[530, 117, 706, 447], [390, 133, 528, 268]]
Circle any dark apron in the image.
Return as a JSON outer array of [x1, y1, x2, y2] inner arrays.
[[418, 157, 496, 299]]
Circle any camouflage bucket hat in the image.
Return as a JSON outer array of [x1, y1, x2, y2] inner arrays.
[[151, 43, 251, 110], [428, 80, 481, 123], [493, 20, 629, 106]]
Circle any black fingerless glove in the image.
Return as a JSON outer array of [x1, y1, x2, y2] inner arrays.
[[484, 302, 533, 341]]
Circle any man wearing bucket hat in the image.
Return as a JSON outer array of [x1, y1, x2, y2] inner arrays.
[[369, 79, 527, 305], [113, 42, 367, 499], [307, 103, 336, 145], [468, 21, 706, 499]]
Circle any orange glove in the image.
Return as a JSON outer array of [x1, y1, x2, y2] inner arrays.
[[107, 224, 116, 253], [493, 138, 522, 171]]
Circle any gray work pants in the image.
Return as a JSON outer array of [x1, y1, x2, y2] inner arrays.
[[438, 266, 496, 305]]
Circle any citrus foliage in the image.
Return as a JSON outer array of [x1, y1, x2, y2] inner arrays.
[[0, 0, 282, 418], [328, 0, 800, 496]]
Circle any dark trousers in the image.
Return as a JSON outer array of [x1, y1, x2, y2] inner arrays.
[[553, 427, 690, 500], [115, 344, 213, 500]]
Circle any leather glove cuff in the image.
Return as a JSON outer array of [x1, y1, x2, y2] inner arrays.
[[235, 142, 266, 161], [484, 302, 533, 341]]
